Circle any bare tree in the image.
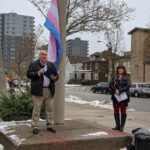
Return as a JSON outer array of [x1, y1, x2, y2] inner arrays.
[[28, 0, 135, 36], [103, 25, 125, 74], [34, 24, 47, 60], [6, 36, 35, 87], [7, 24, 47, 84], [0, 49, 6, 95]]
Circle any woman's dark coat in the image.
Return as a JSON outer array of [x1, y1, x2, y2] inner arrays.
[[109, 74, 131, 105]]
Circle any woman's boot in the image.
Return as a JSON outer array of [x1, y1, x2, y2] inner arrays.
[[112, 113, 120, 130], [120, 114, 127, 132]]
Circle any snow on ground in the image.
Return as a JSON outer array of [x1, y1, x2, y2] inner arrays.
[[65, 85, 135, 111], [65, 84, 92, 91], [0, 121, 31, 146], [127, 108, 135, 112], [0, 144, 4, 150], [81, 131, 108, 137], [65, 95, 113, 110], [8, 135, 25, 145], [65, 84, 81, 87]]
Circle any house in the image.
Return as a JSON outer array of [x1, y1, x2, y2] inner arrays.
[[94, 50, 131, 75], [82, 53, 109, 84], [65, 56, 89, 82], [65, 50, 131, 84], [114, 51, 131, 74], [82, 50, 131, 84]]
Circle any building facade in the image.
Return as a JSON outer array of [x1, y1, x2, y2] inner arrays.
[[0, 13, 35, 72], [66, 38, 89, 57], [82, 54, 109, 84], [65, 56, 89, 82], [128, 27, 150, 82], [111, 51, 131, 75]]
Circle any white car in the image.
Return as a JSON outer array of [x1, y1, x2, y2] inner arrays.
[[130, 83, 150, 97]]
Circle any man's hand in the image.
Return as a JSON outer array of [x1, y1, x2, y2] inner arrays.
[[115, 89, 120, 95], [38, 68, 44, 76], [50, 74, 57, 81]]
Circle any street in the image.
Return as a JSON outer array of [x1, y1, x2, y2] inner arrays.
[[65, 85, 150, 112]]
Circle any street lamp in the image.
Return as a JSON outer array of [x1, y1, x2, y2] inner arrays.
[[97, 40, 112, 50]]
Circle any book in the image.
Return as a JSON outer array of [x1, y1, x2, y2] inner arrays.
[[114, 92, 128, 102], [44, 68, 57, 79]]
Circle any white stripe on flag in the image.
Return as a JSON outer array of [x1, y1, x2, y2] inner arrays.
[[49, 4, 59, 21]]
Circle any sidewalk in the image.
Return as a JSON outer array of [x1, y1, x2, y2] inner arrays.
[[0, 101, 134, 150], [65, 101, 150, 133], [0, 119, 131, 150], [0, 93, 150, 150]]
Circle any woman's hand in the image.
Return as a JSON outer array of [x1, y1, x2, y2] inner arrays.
[[115, 89, 120, 95]]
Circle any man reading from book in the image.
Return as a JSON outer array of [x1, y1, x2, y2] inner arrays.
[[27, 50, 58, 134]]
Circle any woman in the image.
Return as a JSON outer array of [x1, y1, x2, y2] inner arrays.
[[109, 65, 131, 132]]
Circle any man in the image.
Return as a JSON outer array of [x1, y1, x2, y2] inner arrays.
[[27, 50, 58, 134]]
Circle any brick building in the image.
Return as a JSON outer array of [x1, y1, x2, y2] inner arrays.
[[128, 27, 150, 82]]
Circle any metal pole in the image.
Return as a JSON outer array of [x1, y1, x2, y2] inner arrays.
[[53, 0, 67, 124]]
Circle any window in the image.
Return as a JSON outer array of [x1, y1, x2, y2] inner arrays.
[[84, 63, 87, 70], [93, 73, 99, 80], [90, 63, 92, 70], [131, 84, 136, 88], [138, 84, 149, 88], [95, 63, 98, 69], [90, 56, 95, 60]]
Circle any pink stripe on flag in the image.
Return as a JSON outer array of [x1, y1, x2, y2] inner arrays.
[[51, 0, 57, 7], [47, 11, 60, 31]]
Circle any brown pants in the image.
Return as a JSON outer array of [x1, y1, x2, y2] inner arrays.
[[32, 88, 53, 129]]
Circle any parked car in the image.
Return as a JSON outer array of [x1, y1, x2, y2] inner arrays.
[[130, 83, 150, 97], [91, 82, 110, 94]]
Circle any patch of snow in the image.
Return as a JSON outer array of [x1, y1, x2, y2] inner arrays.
[[0, 121, 31, 133], [65, 84, 81, 87], [65, 118, 73, 120], [82, 131, 108, 137], [39, 118, 46, 121], [66, 95, 113, 109], [8, 134, 25, 146], [3, 130, 16, 134], [127, 108, 135, 112], [0, 144, 4, 150]]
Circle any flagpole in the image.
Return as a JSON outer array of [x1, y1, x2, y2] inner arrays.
[[53, 0, 67, 124]]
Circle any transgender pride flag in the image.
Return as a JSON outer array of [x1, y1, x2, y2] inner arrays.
[[44, 0, 62, 65]]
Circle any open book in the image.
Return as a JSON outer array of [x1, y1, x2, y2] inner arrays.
[[114, 92, 128, 102], [44, 68, 57, 79]]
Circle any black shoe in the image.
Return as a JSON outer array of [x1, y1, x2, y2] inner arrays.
[[32, 128, 40, 134], [119, 126, 124, 132], [47, 127, 56, 133], [112, 126, 120, 131]]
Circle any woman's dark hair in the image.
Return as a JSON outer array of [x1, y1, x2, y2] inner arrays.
[[116, 65, 127, 75]]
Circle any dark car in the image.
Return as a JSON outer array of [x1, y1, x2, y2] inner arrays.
[[91, 82, 110, 94]]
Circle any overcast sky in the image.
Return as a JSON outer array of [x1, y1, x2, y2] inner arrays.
[[1, 0, 150, 54]]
